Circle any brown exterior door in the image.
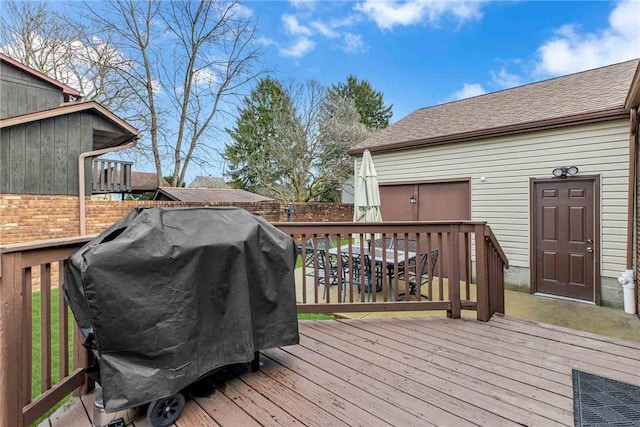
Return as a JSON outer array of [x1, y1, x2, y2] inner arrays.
[[533, 178, 597, 302]]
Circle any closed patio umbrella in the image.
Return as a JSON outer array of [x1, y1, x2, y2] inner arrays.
[[354, 149, 382, 226]]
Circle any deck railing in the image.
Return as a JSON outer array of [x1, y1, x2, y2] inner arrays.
[[276, 221, 508, 319], [0, 221, 507, 427], [91, 158, 132, 193]]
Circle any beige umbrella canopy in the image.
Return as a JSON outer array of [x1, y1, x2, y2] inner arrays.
[[354, 149, 383, 225]]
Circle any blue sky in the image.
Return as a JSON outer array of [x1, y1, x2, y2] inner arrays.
[[244, 0, 639, 120], [62, 0, 638, 181]]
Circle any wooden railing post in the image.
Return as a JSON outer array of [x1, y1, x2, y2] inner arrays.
[[0, 253, 25, 427], [474, 225, 490, 321], [448, 225, 461, 319]]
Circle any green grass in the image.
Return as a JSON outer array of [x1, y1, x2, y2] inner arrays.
[[297, 313, 335, 320], [31, 289, 74, 425]]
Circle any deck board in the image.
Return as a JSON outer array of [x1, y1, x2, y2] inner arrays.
[[48, 315, 640, 426]]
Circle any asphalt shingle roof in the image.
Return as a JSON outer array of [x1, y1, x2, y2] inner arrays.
[[352, 59, 639, 153], [130, 172, 169, 191]]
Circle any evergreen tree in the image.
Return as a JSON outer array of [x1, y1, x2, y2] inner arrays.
[[329, 75, 393, 130], [224, 78, 369, 202], [224, 77, 296, 194]]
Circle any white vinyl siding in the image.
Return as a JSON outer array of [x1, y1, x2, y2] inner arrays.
[[363, 119, 630, 278]]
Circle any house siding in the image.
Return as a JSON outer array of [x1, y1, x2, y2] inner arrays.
[[362, 119, 630, 303], [0, 111, 111, 196], [0, 60, 63, 119]]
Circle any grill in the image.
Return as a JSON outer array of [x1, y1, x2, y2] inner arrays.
[[64, 207, 299, 426]]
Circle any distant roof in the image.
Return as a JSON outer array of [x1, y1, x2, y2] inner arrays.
[[188, 176, 230, 189], [131, 172, 169, 191], [154, 187, 274, 203], [350, 59, 640, 154], [0, 53, 82, 100], [0, 101, 140, 149]]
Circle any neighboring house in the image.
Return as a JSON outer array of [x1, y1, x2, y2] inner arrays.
[[91, 171, 169, 200], [154, 187, 274, 203], [0, 53, 140, 234], [131, 171, 170, 195], [188, 176, 230, 189], [349, 59, 640, 308]]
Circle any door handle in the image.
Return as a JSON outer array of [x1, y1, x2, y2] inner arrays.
[[587, 239, 593, 244], [586, 247, 593, 253]]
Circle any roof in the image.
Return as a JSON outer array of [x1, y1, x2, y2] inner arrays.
[[0, 101, 140, 149], [351, 59, 640, 154], [154, 187, 275, 203], [131, 172, 169, 191], [0, 53, 82, 99], [188, 176, 230, 189]]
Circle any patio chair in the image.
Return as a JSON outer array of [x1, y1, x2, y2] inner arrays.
[[303, 238, 343, 299], [349, 253, 384, 302], [397, 249, 439, 301]]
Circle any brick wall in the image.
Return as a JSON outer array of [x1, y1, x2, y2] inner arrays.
[[1, 195, 81, 243], [0, 194, 353, 244]]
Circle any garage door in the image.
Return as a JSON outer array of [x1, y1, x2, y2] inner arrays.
[[379, 180, 471, 278], [380, 180, 470, 221]]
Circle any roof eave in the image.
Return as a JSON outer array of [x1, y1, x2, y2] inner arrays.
[[0, 101, 141, 147], [624, 62, 640, 110], [0, 53, 82, 99], [348, 108, 628, 155]]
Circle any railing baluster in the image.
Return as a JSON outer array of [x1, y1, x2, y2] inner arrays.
[[300, 234, 308, 305], [22, 267, 32, 405], [437, 232, 444, 301], [41, 263, 52, 393], [464, 232, 470, 300], [59, 261, 69, 380]]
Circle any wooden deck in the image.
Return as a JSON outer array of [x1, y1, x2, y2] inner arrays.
[[46, 315, 640, 427]]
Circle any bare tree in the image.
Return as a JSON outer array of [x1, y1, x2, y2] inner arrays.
[[225, 78, 370, 202], [85, 0, 263, 187], [0, 1, 134, 112]]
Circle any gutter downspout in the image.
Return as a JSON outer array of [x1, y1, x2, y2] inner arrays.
[[627, 108, 638, 269], [78, 139, 138, 236]]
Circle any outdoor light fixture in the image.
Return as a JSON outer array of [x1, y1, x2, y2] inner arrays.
[[552, 166, 579, 177], [409, 194, 417, 204]]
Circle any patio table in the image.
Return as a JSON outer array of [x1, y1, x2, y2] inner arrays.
[[329, 245, 417, 300]]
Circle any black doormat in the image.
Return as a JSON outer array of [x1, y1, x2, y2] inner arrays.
[[573, 369, 640, 426]]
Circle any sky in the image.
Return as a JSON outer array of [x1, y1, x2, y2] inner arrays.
[[246, 0, 639, 121], [58, 0, 640, 182]]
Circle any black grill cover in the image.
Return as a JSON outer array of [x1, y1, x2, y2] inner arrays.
[[64, 207, 299, 412]]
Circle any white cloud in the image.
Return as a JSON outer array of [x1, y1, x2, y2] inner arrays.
[[193, 68, 217, 85], [230, 3, 253, 19], [255, 36, 276, 47], [491, 67, 522, 89], [343, 33, 366, 53], [280, 37, 315, 57], [535, 0, 640, 76], [453, 83, 487, 100], [355, 0, 484, 30], [290, 0, 316, 10], [311, 21, 339, 38], [282, 14, 312, 36]]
